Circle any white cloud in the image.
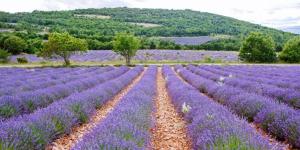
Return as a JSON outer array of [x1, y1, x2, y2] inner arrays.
[[0, 0, 300, 29]]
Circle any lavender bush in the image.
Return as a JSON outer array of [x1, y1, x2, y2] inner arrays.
[[176, 65, 300, 148], [73, 66, 157, 150], [188, 65, 300, 108], [0, 66, 143, 149], [162, 65, 274, 150], [0, 67, 128, 120], [0, 67, 113, 96]]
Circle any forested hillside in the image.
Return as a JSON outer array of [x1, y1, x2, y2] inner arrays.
[[0, 7, 296, 51]]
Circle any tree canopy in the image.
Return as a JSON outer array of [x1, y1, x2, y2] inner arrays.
[[113, 32, 140, 65], [239, 32, 277, 63], [41, 32, 88, 65], [0, 33, 43, 54], [3, 35, 27, 54], [279, 36, 300, 63]]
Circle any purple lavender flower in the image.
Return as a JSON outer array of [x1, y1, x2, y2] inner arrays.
[[0, 66, 144, 149], [163, 65, 273, 150], [178, 65, 300, 148], [73, 66, 157, 150]]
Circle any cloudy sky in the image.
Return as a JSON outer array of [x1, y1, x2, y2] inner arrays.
[[0, 0, 299, 30]]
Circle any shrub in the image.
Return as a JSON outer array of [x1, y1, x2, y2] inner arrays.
[[3, 36, 28, 55], [203, 56, 213, 63], [239, 32, 277, 63], [202, 56, 223, 63], [0, 49, 11, 63], [17, 57, 28, 63], [279, 36, 300, 63], [26, 38, 43, 54], [0, 34, 9, 48]]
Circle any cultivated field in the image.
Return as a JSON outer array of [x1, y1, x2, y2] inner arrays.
[[160, 36, 214, 45], [128, 22, 162, 28], [0, 65, 299, 149], [74, 14, 111, 19], [9, 50, 238, 64]]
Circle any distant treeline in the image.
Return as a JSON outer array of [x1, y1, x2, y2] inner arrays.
[[0, 7, 296, 53]]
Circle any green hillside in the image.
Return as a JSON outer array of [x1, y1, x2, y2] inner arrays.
[[0, 7, 296, 51]]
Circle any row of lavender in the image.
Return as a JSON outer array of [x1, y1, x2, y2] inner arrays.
[[0, 66, 143, 149], [177, 65, 300, 148], [187, 65, 300, 109], [0, 67, 113, 96], [0, 67, 74, 89], [0, 67, 69, 78], [214, 65, 300, 80], [0, 67, 88, 82], [200, 65, 300, 89], [73, 66, 157, 149], [9, 50, 238, 63], [162, 66, 275, 150], [0, 67, 128, 120]]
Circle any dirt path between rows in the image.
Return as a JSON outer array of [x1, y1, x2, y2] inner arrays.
[[151, 68, 191, 150], [46, 69, 146, 150]]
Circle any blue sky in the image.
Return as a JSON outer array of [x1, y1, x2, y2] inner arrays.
[[0, 0, 299, 31]]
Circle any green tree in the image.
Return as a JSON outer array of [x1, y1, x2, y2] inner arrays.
[[3, 36, 28, 55], [0, 49, 11, 63], [239, 32, 277, 63], [113, 32, 140, 65], [149, 41, 157, 49], [279, 36, 300, 63], [41, 32, 88, 66], [26, 38, 43, 54], [0, 34, 9, 49]]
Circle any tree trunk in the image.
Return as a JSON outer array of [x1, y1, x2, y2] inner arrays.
[[125, 55, 131, 66], [63, 56, 71, 66]]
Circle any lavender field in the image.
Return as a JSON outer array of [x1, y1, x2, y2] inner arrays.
[[0, 65, 299, 149], [9, 50, 239, 63], [160, 36, 214, 45]]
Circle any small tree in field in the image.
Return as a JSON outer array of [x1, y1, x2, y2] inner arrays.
[[41, 32, 88, 66], [239, 32, 277, 63], [113, 32, 140, 65], [279, 36, 300, 63]]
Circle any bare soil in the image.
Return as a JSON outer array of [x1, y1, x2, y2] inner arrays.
[[150, 68, 191, 150]]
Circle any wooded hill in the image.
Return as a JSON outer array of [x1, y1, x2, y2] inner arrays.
[[0, 7, 296, 51]]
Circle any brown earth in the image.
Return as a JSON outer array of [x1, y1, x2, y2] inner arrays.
[[150, 68, 192, 150]]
